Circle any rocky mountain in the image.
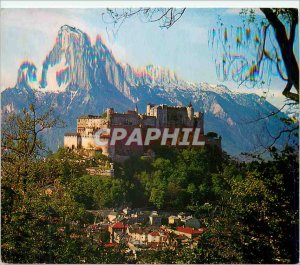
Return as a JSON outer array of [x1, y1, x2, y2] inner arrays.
[[1, 25, 292, 156]]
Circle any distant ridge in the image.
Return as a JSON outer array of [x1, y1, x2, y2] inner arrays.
[[2, 25, 292, 155]]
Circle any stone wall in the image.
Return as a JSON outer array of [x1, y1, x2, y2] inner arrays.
[[86, 167, 114, 177], [110, 112, 140, 126], [147, 104, 197, 128], [81, 135, 111, 155], [64, 134, 80, 149], [141, 115, 156, 127], [77, 116, 108, 135]]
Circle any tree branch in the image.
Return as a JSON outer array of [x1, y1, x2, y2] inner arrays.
[[283, 82, 299, 102], [289, 17, 297, 46], [261, 8, 299, 102]]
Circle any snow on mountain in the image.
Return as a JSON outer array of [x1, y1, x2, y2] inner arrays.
[[2, 25, 294, 155]]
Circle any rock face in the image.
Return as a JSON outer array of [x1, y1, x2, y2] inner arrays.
[[1, 25, 292, 155]]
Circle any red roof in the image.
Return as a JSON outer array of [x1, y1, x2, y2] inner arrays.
[[104, 243, 116, 248], [149, 231, 160, 236], [176, 226, 203, 235], [111, 222, 127, 229]]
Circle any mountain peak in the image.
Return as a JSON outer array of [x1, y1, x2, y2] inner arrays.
[[57, 25, 89, 49], [17, 61, 37, 87], [60, 25, 82, 35], [199, 82, 231, 94]]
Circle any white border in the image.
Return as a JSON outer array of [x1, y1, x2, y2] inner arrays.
[[1, 1, 299, 9]]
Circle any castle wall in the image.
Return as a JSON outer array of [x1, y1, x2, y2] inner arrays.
[[109, 126, 144, 156], [64, 135, 80, 149], [110, 113, 140, 126], [154, 107, 167, 127], [146, 104, 154, 116], [80, 135, 114, 157], [141, 115, 156, 127], [194, 112, 204, 133], [81, 135, 96, 149], [149, 105, 193, 128], [77, 117, 108, 135], [166, 107, 191, 127]]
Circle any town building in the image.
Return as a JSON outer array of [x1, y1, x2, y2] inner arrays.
[[181, 216, 201, 229], [168, 215, 181, 226], [149, 211, 162, 226], [108, 222, 128, 243], [107, 211, 118, 223], [86, 209, 206, 254], [173, 226, 204, 239]]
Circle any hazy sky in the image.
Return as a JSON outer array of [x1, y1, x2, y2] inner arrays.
[[1, 8, 298, 107]]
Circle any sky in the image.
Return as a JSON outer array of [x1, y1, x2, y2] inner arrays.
[[1, 8, 298, 108]]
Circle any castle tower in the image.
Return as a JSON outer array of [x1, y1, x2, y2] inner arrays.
[[187, 102, 194, 121], [107, 107, 114, 120], [146, 103, 152, 116]]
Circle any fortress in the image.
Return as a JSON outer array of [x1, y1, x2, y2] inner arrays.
[[64, 103, 221, 161]]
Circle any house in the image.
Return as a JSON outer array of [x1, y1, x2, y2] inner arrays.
[[159, 230, 169, 244], [107, 211, 118, 222], [149, 211, 162, 226], [108, 222, 127, 233], [130, 212, 148, 224], [182, 216, 200, 229], [127, 226, 147, 245], [115, 214, 126, 223], [170, 233, 200, 249], [147, 230, 169, 250], [113, 230, 127, 243], [108, 222, 128, 242], [174, 226, 204, 239], [147, 231, 160, 243], [170, 234, 189, 247], [177, 212, 187, 220], [168, 215, 181, 225], [123, 207, 132, 215]]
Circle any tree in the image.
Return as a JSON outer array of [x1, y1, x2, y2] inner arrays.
[[1, 104, 131, 263], [193, 146, 299, 263], [260, 9, 298, 102], [104, 8, 299, 103], [0, 104, 85, 263], [1, 103, 63, 222], [209, 8, 299, 103], [103, 8, 186, 31]]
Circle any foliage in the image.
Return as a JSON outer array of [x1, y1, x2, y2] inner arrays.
[[194, 146, 299, 264], [1, 105, 298, 263], [72, 175, 133, 209], [1, 106, 131, 263], [130, 146, 224, 210]]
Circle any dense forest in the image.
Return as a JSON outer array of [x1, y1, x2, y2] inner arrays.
[[1, 105, 299, 263]]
